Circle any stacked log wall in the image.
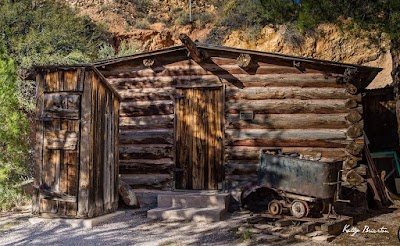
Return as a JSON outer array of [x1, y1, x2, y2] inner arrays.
[[100, 50, 365, 191]]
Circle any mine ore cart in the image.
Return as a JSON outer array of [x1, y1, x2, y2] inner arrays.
[[257, 150, 346, 218]]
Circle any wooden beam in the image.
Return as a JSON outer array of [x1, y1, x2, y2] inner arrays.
[[143, 58, 154, 67], [237, 54, 252, 69], [179, 34, 205, 63]]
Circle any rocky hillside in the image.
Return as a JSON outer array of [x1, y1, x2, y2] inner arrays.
[[65, 0, 391, 88]]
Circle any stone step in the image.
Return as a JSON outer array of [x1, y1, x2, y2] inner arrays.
[[157, 193, 229, 209], [147, 207, 225, 222]]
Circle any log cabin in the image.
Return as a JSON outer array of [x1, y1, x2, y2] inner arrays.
[[34, 35, 382, 212]]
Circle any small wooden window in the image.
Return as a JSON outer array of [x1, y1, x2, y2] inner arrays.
[[240, 111, 254, 120]]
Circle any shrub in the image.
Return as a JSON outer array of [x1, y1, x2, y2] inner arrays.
[[174, 10, 191, 26], [117, 40, 141, 57], [218, 0, 266, 28], [134, 18, 151, 29], [98, 43, 116, 60], [0, 0, 110, 69], [0, 48, 29, 187], [194, 12, 214, 29]]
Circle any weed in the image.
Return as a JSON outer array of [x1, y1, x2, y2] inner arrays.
[[158, 240, 181, 246], [241, 228, 252, 241], [134, 18, 150, 29]]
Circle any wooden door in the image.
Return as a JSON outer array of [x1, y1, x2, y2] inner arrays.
[[175, 86, 224, 190], [39, 93, 80, 216]]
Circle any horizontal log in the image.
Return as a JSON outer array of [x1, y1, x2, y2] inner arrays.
[[120, 174, 172, 188], [101, 56, 332, 72], [346, 110, 362, 123], [44, 130, 78, 150], [223, 74, 343, 88], [354, 164, 367, 176], [120, 100, 173, 117], [225, 174, 258, 183], [226, 113, 350, 129], [119, 115, 174, 130], [119, 145, 172, 160], [108, 75, 221, 89], [119, 129, 173, 145], [226, 159, 260, 165], [345, 99, 358, 108], [226, 129, 349, 147], [101, 63, 322, 79], [344, 157, 359, 169], [226, 163, 259, 175], [118, 87, 174, 101], [226, 99, 361, 114], [225, 146, 347, 162], [226, 87, 361, 100], [345, 141, 364, 156], [346, 121, 364, 139], [346, 83, 358, 95], [345, 170, 364, 185], [107, 74, 343, 90], [119, 158, 174, 174]]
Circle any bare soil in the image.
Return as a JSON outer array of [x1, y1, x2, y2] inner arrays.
[[0, 204, 399, 246]]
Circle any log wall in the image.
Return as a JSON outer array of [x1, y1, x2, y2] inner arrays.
[[99, 49, 365, 191]]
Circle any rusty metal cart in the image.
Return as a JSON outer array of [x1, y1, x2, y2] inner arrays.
[[257, 150, 348, 218]]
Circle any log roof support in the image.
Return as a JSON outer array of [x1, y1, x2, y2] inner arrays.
[[179, 33, 206, 63]]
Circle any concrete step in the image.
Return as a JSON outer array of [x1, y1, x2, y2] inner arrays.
[[157, 193, 229, 209], [147, 207, 225, 222]]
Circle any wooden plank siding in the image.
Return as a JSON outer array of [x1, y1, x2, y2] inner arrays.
[[35, 68, 119, 218], [99, 52, 363, 191]]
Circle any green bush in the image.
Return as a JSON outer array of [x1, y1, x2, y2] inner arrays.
[[0, 0, 110, 69], [218, 0, 265, 28], [174, 10, 191, 26], [117, 40, 140, 57], [134, 18, 151, 29], [0, 185, 29, 211], [0, 48, 29, 189]]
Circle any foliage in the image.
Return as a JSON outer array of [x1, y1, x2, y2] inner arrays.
[[0, 185, 29, 211], [0, 47, 29, 189], [174, 9, 192, 26], [218, 0, 266, 28], [127, 0, 153, 14], [98, 40, 140, 59], [0, 0, 110, 69], [293, 0, 400, 41], [134, 19, 151, 29], [117, 40, 141, 57]]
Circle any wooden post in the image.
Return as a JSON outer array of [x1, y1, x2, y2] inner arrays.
[[77, 69, 92, 218], [179, 34, 205, 63], [32, 72, 44, 215]]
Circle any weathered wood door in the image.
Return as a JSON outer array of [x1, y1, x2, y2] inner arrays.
[[39, 93, 80, 216], [175, 86, 224, 190]]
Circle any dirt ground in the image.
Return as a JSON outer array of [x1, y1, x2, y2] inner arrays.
[[0, 204, 399, 246]]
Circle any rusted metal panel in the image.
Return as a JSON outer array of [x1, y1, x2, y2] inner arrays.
[[258, 152, 341, 199]]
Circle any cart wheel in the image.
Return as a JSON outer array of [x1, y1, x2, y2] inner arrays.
[[268, 200, 282, 215], [290, 200, 309, 218]]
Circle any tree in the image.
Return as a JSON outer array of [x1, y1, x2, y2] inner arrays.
[[0, 47, 29, 186], [0, 0, 110, 69]]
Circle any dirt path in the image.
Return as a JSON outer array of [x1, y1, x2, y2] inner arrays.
[[0, 207, 398, 246]]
